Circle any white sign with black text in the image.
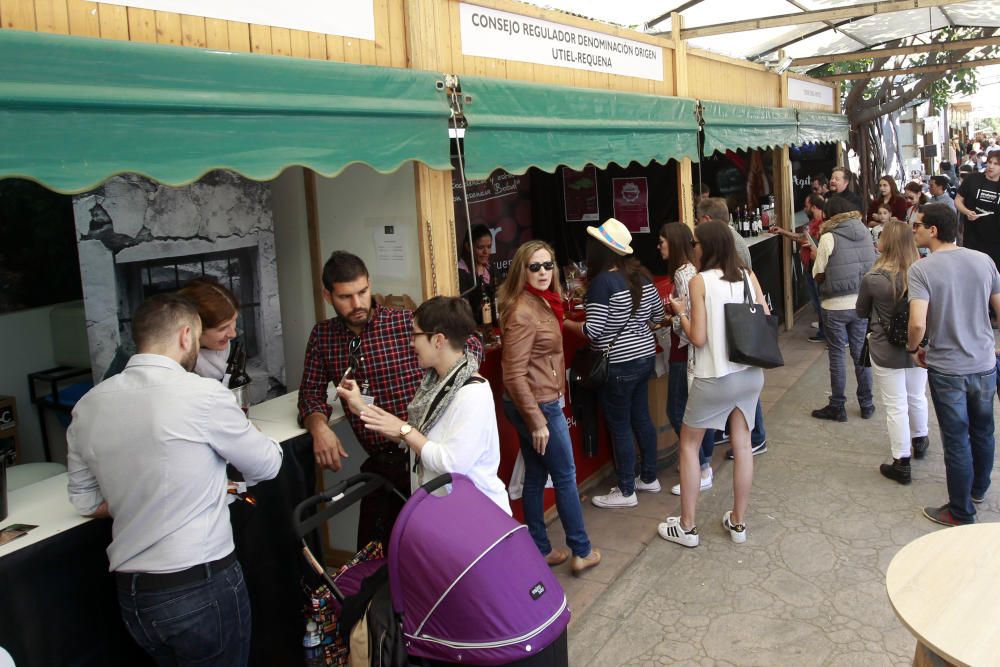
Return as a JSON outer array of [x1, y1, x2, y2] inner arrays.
[[459, 3, 663, 82], [99, 0, 376, 41], [787, 77, 835, 108]]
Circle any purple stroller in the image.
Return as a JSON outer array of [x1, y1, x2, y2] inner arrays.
[[294, 473, 569, 666]]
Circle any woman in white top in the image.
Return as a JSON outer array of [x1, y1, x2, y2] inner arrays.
[[177, 277, 240, 381], [338, 296, 511, 514], [659, 221, 769, 548]]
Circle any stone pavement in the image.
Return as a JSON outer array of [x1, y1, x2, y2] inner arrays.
[[553, 318, 1000, 666]]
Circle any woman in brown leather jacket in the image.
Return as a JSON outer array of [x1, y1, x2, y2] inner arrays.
[[498, 240, 600, 576]]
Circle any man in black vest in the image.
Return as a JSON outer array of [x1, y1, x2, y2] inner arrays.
[[810, 197, 877, 422]]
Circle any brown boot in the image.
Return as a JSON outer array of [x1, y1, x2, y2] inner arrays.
[[544, 548, 570, 566], [570, 549, 602, 576]]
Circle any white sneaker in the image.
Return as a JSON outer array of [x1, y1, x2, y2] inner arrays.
[[723, 511, 747, 544], [592, 487, 638, 508], [670, 470, 713, 496], [811, 321, 819, 329], [657, 516, 699, 547], [634, 477, 662, 493]]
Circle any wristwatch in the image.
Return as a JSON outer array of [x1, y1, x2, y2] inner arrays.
[[907, 346, 920, 354], [399, 423, 413, 439]]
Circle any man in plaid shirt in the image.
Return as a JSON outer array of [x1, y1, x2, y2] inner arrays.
[[298, 251, 482, 549]]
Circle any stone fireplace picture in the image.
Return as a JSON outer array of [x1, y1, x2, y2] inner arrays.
[[72, 171, 285, 404]]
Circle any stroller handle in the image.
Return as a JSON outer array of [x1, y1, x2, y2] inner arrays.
[[419, 472, 454, 495], [292, 472, 399, 539]]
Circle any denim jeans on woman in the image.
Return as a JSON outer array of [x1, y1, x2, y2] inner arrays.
[[927, 368, 996, 523], [667, 360, 715, 467], [504, 399, 592, 558], [823, 308, 874, 410], [601, 356, 658, 495], [117, 560, 251, 666]]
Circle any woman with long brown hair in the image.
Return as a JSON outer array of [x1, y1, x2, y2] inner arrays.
[[659, 221, 769, 548], [868, 176, 908, 225], [856, 220, 929, 484], [902, 181, 928, 224], [564, 219, 665, 509], [497, 240, 600, 575], [177, 277, 240, 381]]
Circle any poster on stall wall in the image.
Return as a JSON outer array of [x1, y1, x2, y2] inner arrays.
[[612, 177, 649, 233], [562, 166, 600, 222], [452, 169, 532, 282]]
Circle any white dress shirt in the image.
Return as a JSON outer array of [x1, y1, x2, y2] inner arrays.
[[67, 354, 283, 573]]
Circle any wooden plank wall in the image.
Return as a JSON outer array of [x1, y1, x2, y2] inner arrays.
[[687, 52, 782, 108], [0, 0, 408, 66], [442, 0, 676, 97]]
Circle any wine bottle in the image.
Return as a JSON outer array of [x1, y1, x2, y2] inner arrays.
[[228, 341, 251, 389]]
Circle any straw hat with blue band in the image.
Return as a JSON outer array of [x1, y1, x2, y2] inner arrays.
[[586, 218, 634, 256]]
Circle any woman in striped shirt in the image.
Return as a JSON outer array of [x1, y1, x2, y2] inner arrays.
[[565, 219, 665, 509]]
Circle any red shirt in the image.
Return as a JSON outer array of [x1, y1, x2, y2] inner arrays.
[[799, 216, 824, 267], [297, 302, 483, 457], [653, 275, 687, 363], [868, 195, 908, 222]]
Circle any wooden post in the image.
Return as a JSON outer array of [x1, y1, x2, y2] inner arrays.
[[302, 169, 328, 324], [777, 61, 795, 331], [406, 0, 459, 299], [671, 12, 695, 229], [835, 82, 845, 167]]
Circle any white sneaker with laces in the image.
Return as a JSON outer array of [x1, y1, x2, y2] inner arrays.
[[670, 470, 713, 496], [657, 516, 699, 547], [723, 511, 747, 544], [592, 487, 638, 508], [634, 477, 662, 493]]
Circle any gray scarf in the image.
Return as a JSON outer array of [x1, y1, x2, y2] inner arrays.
[[406, 350, 479, 433]]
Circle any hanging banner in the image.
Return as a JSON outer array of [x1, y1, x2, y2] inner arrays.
[[562, 166, 600, 222], [459, 3, 664, 82], [612, 177, 649, 233], [452, 169, 533, 281], [99, 0, 376, 41]]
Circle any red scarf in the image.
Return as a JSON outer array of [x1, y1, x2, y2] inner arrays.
[[524, 284, 564, 326]]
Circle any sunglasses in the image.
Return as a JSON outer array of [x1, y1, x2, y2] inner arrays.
[[527, 261, 555, 273]]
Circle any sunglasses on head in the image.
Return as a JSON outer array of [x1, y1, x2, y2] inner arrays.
[[527, 261, 555, 273]]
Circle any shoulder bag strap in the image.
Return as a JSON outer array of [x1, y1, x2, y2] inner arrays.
[[741, 270, 754, 305]]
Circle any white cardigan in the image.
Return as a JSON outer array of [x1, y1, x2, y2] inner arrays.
[[414, 380, 512, 515]]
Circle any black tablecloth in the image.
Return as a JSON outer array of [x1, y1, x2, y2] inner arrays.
[[0, 432, 320, 667]]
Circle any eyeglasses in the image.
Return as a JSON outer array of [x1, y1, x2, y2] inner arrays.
[[410, 330, 437, 339], [912, 221, 934, 229], [691, 240, 701, 247], [527, 261, 555, 273]]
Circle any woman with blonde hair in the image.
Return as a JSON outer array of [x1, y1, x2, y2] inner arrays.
[[856, 220, 929, 484], [498, 240, 600, 575]]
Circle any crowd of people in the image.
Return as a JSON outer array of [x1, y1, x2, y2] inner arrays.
[[61, 146, 1000, 663], [780, 151, 1000, 528]]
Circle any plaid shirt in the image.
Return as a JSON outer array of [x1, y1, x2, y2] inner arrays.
[[297, 303, 483, 457]]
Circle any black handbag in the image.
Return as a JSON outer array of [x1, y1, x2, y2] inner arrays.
[[571, 318, 631, 389], [724, 272, 784, 369]]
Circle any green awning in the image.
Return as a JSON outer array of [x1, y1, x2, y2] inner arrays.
[[459, 76, 699, 179], [701, 102, 799, 156], [0, 30, 452, 193], [797, 110, 850, 145]]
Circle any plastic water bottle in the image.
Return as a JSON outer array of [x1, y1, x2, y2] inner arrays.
[[303, 620, 324, 666]]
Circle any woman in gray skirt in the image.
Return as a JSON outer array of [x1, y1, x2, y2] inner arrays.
[[659, 221, 769, 548]]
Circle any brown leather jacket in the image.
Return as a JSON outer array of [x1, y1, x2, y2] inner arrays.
[[501, 292, 565, 431]]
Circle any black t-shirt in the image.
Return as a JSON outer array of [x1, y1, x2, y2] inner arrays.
[[959, 173, 1000, 250]]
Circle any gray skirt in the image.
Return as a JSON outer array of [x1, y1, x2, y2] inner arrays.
[[684, 367, 765, 431]]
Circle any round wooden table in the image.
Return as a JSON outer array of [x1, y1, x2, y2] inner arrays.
[[886, 523, 1000, 667]]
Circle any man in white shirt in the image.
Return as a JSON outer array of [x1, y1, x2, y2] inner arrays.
[[67, 293, 284, 665]]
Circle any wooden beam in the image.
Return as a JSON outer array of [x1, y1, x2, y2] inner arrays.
[[672, 12, 695, 230], [644, 0, 704, 31], [302, 169, 327, 325], [817, 55, 1000, 81], [663, 0, 956, 41], [792, 36, 1000, 66]]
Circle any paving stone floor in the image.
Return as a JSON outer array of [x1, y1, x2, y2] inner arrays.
[[557, 318, 1000, 666]]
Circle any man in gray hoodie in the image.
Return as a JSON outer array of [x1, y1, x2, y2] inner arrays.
[[811, 197, 877, 422]]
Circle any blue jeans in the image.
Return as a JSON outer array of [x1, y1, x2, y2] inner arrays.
[[504, 399, 592, 558], [805, 269, 824, 335], [927, 368, 996, 522], [600, 356, 658, 495], [117, 560, 251, 666], [823, 308, 873, 410], [667, 360, 716, 467]]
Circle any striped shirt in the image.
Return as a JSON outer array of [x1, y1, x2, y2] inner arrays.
[[584, 271, 665, 364]]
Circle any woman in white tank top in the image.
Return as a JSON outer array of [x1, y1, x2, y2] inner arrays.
[[659, 221, 769, 548]]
